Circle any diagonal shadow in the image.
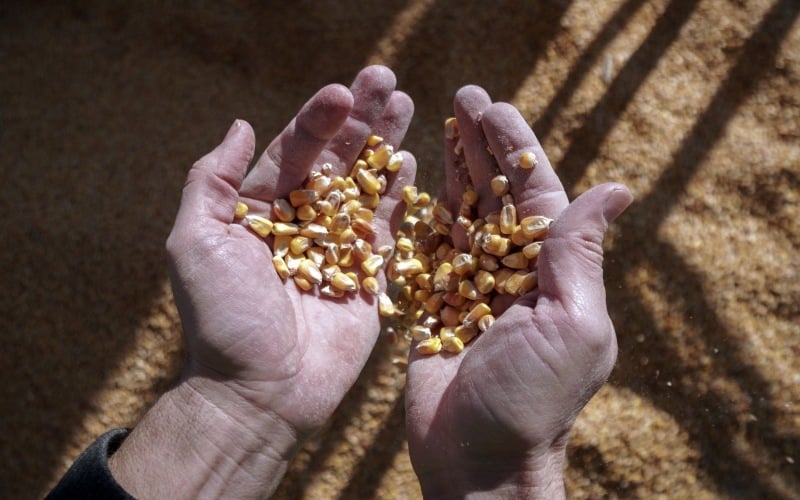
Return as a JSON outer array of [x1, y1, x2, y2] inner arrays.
[[603, 0, 800, 496], [532, 0, 650, 140], [387, 0, 574, 193], [336, 392, 407, 500], [554, 0, 700, 195], [0, 2, 412, 497]]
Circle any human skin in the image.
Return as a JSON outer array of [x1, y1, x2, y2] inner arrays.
[[106, 66, 632, 499], [404, 86, 633, 499], [108, 65, 417, 499]]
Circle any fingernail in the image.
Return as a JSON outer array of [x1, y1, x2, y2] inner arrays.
[[602, 187, 633, 223]]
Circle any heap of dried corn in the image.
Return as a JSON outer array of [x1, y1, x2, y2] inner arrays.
[[381, 117, 551, 355]]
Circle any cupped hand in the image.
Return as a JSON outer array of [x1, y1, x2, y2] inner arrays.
[[166, 65, 416, 437], [405, 86, 632, 498]]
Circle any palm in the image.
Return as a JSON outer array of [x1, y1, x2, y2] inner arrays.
[[168, 66, 415, 436], [405, 87, 628, 482]]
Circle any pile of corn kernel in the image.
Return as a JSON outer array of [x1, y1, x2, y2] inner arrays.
[[235, 118, 551, 356], [234, 134, 402, 303], [381, 118, 551, 355]]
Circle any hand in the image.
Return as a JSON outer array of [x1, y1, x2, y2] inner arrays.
[[404, 86, 633, 499], [109, 66, 416, 499]]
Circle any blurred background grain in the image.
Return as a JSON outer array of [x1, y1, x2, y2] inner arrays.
[[1, 1, 798, 498]]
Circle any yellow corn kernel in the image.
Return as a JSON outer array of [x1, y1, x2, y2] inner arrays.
[[474, 270, 495, 295], [478, 314, 495, 332], [272, 222, 300, 236], [356, 168, 381, 195], [444, 117, 459, 140], [299, 222, 328, 239], [338, 245, 354, 267], [297, 259, 322, 284], [414, 191, 431, 208], [367, 144, 393, 170], [359, 192, 380, 209], [289, 189, 319, 208], [410, 325, 432, 342], [519, 271, 538, 295], [245, 215, 273, 238], [273, 235, 292, 258], [402, 185, 419, 206], [523, 241, 543, 259], [432, 203, 454, 226], [362, 276, 380, 295], [416, 337, 442, 355], [396, 258, 424, 277], [415, 273, 433, 291], [351, 218, 375, 238], [413, 288, 431, 303], [331, 272, 357, 292], [352, 239, 372, 261], [367, 134, 384, 147], [454, 324, 478, 344], [361, 254, 384, 276], [377, 244, 394, 260], [305, 171, 331, 194], [490, 175, 510, 197], [503, 271, 528, 295], [500, 204, 517, 235], [378, 293, 397, 317], [296, 204, 317, 221], [493, 268, 515, 294], [519, 215, 552, 240], [235, 201, 249, 219], [442, 291, 467, 308], [440, 305, 461, 327], [423, 292, 445, 314], [346, 271, 360, 289], [293, 275, 314, 291], [324, 190, 343, 214], [511, 226, 532, 246], [442, 335, 464, 354], [307, 246, 326, 268], [502, 252, 529, 270], [285, 252, 303, 276], [273, 198, 295, 222], [463, 302, 492, 328], [479, 253, 499, 272], [451, 253, 474, 276], [272, 256, 290, 280], [433, 262, 457, 292], [519, 151, 538, 169], [290, 236, 311, 255], [386, 152, 403, 172], [482, 234, 511, 257], [324, 245, 340, 265], [321, 263, 340, 282]]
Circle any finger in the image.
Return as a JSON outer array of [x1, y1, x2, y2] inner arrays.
[[480, 102, 568, 219], [174, 120, 256, 230], [537, 183, 633, 310], [239, 84, 354, 201], [318, 65, 398, 175], [453, 86, 500, 217]]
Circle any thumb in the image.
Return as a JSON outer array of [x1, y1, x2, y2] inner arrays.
[[174, 119, 256, 229], [537, 183, 633, 310]]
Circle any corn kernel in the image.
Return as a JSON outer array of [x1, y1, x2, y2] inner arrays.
[[362, 276, 380, 295], [294, 275, 314, 291], [491, 175, 510, 197], [378, 293, 397, 317], [442, 335, 464, 354], [298, 259, 322, 284], [416, 337, 443, 355], [523, 241, 543, 259], [272, 256, 290, 280], [290, 236, 311, 255], [520, 215, 552, 239], [386, 152, 403, 172], [245, 215, 273, 238], [410, 325, 432, 342], [478, 314, 495, 332], [272, 222, 299, 236], [444, 117, 459, 140], [273, 198, 296, 222], [500, 204, 517, 235], [235, 201, 249, 219], [367, 134, 383, 147], [519, 151, 538, 169], [361, 254, 384, 276], [463, 302, 492, 328], [474, 270, 495, 295], [501, 252, 529, 270], [331, 272, 357, 292]]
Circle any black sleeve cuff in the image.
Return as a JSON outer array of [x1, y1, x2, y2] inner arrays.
[[46, 429, 135, 499]]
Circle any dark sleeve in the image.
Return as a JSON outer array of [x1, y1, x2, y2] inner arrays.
[[46, 428, 135, 500]]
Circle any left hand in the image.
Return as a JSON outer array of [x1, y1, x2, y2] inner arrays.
[[109, 66, 416, 499]]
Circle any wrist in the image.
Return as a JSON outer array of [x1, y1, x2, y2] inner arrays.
[[109, 375, 302, 499], [416, 446, 567, 499]]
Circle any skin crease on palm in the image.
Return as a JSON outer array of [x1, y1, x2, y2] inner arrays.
[[107, 65, 633, 499]]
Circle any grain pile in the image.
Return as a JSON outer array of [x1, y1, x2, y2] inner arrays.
[[1, 1, 798, 498]]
